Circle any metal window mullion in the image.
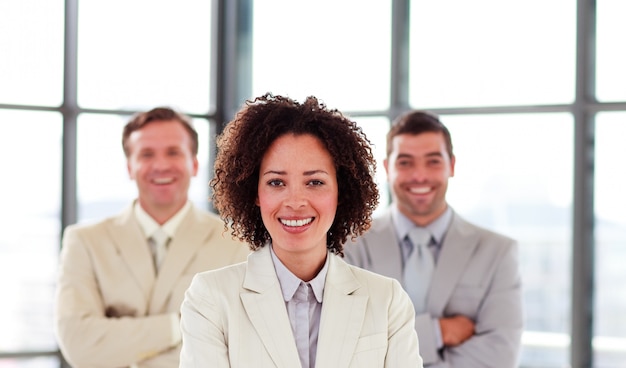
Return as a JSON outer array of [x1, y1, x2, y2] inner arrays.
[[208, 0, 252, 213], [571, 0, 597, 367], [390, 0, 411, 121], [61, 0, 79, 234], [59, 0, 79, 365], [216, 0, 252, 129]]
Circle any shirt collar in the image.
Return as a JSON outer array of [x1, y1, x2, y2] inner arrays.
[[391, 203, 453, 246], [133, 200, 192, 239], [270, 244, 329, 304]]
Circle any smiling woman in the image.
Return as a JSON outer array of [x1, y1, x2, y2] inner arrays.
[[256, 134, 338, 281], [3, 0, 624, 366], [179, 93, 424, 368]]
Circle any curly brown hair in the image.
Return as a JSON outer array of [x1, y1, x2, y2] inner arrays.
[[211, 93, 379, 256]]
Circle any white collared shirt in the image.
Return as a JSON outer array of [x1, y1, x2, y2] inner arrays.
[[390, 204, 453, 263], [133, 200, 192, 240], [270, 245, 329, 368], [132, 200, 192, 352], [391, 203, 453, 349]]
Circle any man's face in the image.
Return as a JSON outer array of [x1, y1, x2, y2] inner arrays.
[[126, 119, 198, 217], [385, 132, 455, 226]]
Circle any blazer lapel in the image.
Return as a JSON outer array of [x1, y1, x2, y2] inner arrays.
[[428, 212, 478, 314], [240, 247, 302, 368], [107, 205, 155, 303], [364, 211, 403, 281], [316, 255, 367, 368], [150, 206, 206, 312]]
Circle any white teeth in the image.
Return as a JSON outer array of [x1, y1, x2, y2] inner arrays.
[[409, 187, 431, 194], [281, 218, 313, 227], [153, 177, 174, 184]]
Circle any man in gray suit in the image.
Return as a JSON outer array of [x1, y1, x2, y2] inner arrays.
[[54, 107, 249, 367], [344, 111, 523, 368]]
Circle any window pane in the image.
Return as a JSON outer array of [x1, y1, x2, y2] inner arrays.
[[77, 0, 212, 114], [594, 112, 626, 367], [596, 1, 626, 102], [0, 357, 59, 368], [443, 113, 573, 367], [409, 1, 576, 108], [0, 1, 63, 106], [0, 110, 62, 352], [355, 117, 390, 215], [252, 0, 391, 111], [77, 114, 211, 223]]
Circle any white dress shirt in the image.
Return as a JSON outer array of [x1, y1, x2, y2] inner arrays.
[[270, 245, 329, 368], [391, 204, 453, 349], [133, 200, 192, 349]]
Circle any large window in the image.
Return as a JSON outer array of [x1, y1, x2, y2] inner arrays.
[[0, 1, 217, 367], [252, 0, 392, 112], [594, 112, 626, 367], [0, 1, 64, 107], [1, 1, 625, 367], [0, 110, 62, 367], [596, 0, 626, 102], [251, 1, 623, 367], [77, 0, 214, 113], [444, 113, 574, 367], [409, 1, 576, 108]]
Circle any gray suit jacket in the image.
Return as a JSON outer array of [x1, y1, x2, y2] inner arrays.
[[54, 203, 250, 368], [344, 208, 523, 368], [179, 245, 424, 367]]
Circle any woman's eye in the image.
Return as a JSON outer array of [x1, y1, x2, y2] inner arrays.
[[308, 180, 324, 186], [268, 179, 283, 186]]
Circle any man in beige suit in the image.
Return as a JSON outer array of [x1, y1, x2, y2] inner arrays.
[[54, 107, 249, 368]]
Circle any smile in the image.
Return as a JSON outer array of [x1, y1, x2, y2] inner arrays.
[[280, 218, 314, 227], [409, 186, 432, 194], [153, 177, 174, 184]]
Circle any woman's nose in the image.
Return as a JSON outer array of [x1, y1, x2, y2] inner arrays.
[[285, 186, 307, 208]]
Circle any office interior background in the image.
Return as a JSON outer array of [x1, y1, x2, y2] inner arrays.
[[1, 0, 625, 367]]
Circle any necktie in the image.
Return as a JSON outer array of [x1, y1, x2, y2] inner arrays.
[[403, 227, 434, 314], [293, 282, 312, 368], [149, 228, 170, 272]]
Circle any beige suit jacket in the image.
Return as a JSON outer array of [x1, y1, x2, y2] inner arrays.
[[54, 203, 250, 368], [179, 246, 424, 367], [344, 209, 523, 368]]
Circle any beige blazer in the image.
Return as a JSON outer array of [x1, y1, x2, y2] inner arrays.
[[54, 204, 250, 368], [179, 246, 424, 368], [344, 209, 523, 368]]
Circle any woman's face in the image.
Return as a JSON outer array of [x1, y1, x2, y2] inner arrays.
[[257, 133, 338, 260]]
